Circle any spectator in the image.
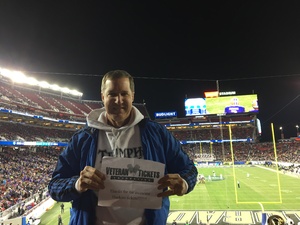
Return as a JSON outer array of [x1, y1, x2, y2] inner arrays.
[[48, 70, 198, 225]]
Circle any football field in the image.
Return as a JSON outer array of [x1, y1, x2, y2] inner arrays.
[[171, 165, 299, 210], [40, 165, 300, 224]]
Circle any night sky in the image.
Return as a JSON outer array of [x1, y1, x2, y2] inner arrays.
[[0, 1, 299, 141]]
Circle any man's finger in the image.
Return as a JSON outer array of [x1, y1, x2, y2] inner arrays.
[[157, 188, 174, 197]]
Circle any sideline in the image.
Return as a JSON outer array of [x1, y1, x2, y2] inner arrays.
[[255, 165, 300, 178]]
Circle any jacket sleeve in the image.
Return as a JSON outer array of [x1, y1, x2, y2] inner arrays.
[[48, 130, 89, 202]]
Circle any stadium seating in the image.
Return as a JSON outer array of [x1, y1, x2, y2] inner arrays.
[[0, 76, 299, 223]]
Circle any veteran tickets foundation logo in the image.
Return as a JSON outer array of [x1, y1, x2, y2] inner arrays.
[[105, 163, 161, 182]]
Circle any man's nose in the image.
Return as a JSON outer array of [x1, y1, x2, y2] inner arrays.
[[115, 94, 123, 103]]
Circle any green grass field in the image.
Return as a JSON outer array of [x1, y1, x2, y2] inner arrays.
[[40, 202, 71, 225], [170, 165, 300, 211], [40, 165, 300, 224]]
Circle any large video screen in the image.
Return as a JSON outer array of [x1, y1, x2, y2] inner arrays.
[[206, 94, 258, 115], [184, 98, 207, 116], [185, 94, 258, 116]]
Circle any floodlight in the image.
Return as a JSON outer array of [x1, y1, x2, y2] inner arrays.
[[70, 90, 82, 96], [1, 68, 13, 78], [39, 81, 50, 88], [0, 66, 83, 97], [11, 71, 26, 83], [26, 77, 39, 86], [61, 87, 70, 94], [49, 84, 60, 91]]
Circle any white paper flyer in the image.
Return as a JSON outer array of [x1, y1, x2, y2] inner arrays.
[[98, 157, 165, 209]]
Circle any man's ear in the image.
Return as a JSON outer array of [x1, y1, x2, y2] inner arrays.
[[132, 92, 135, 102], [101, 93, 104, 101]]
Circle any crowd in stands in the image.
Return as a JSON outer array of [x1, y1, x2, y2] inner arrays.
[[0, 147, 60, 214], [171, 126, 255, 141], [184, 142, 300, 163], [0, 121, 74, 142]]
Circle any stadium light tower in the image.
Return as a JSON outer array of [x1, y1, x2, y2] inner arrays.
[[0, 66, 83, 98], [296, 125, 299, 136], [279, 126, 284, 139]]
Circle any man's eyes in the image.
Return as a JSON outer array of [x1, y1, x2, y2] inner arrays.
[[108, 93, 129, 97]]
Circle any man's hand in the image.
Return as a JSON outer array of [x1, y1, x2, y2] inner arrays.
[[157, 174, 187, 197], [76, 166, 106, 192]]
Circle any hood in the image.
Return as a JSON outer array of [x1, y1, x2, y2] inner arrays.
[[86, 106, 144, 131]]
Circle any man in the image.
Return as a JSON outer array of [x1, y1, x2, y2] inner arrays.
[[60, 202, 64, 213], [48, 70, 198, 225], [58, 214, 63, 225], [249, 99, 259, 113], [224, 97, 245, 114]]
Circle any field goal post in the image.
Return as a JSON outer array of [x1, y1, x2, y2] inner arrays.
[[228, 123, 282, 209]]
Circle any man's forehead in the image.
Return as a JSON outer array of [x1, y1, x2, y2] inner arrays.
[[105, 80, 131, 91], [105, 78, 129, 85]]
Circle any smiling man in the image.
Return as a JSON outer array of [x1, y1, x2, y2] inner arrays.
[[48, 70, 198, 225]]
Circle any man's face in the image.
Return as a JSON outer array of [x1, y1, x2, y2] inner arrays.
[[101, 77, 134, 127]]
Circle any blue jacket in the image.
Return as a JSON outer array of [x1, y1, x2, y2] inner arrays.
[[48, 118, 197, 225]]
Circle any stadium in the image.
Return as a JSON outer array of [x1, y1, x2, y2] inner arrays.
[[0, 67, 299, 225]]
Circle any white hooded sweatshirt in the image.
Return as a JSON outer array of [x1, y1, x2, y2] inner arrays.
[[86, 106, 145, 225]]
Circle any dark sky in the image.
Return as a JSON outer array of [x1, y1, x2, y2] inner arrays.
[[0, 1, 299, 141]]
